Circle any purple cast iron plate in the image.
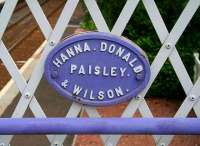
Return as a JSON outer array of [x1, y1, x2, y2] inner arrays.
[[44, 32, 151, 106]]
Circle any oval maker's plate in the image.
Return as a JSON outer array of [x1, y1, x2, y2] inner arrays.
[[45, 32, 151, 106]]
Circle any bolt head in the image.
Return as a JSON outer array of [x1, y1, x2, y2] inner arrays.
[[136, 95, 142, 100], [75, 96, 81, 102], [51, 70, 58, 78], [165, 43, 172, 49], [160, 143, 165, 146], [54, 142, 62, 146], [49, 41, 55, 46], [25, 92, 31, 99], [189, 95, 197, 101]]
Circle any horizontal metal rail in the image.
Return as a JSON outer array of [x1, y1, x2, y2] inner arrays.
[[0, 118, 200, 135]]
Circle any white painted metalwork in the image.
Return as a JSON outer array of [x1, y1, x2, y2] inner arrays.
[[0, 0, 200, 146], [194, 52, 200, 82]]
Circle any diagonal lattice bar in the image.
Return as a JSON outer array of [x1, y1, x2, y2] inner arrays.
[[45, 0, 142, 145], [141, 0, 200, 146], [0, 0, 18, 39], [0, 0, 79, 145], [0, 0, 199, 146], [105, 0, 200, 145]]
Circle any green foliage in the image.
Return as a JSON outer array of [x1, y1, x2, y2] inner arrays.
[[81, 0, 200, 98]]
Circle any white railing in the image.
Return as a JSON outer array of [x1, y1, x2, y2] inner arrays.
[[0, 0, 200, 146], [194, 52, 200, 82]]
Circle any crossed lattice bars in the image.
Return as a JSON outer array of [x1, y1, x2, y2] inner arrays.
[[0, 0, 200, 146]]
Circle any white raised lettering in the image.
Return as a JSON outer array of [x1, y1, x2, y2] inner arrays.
[[108, 44, 116, 53], [115, 87, 124, 96], [133, 65, 143, 73], [98, 91, 105, 100], [78, 65, 86, 75], [66, 48, 75, 58], [60, 53, 68, 63], [103, 67, 109, 76], [122, 53, 131, 62], [94, 66, 101, 75], [90, 90, 95, 100], [70, 64, 77, 74], [129, 58, 137, 67], [107, 89, 114, 99], [74, 44, 83, 54], [115, 47, 125, 57], [53, 58, 62, 68], [88, 65, 92, 75], [100, 42, 107, 52], [120, 68, 127, 77], [73, 85, 82, 95], [111, 67, 117, 76], [84, 42, 91, 52], [83, 89, 88, 98]]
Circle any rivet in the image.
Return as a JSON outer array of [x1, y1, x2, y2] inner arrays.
[[160, 143, 165, 146], [49, 41, 55, 46], [75, 96, 81, 101], [54, 142, 60, 146], [51, 70, 58, 79], [25, 92, 31, 99], [189, 95, 197, 101], [165, 43, 172, 49], [136, 95, 142, 100]]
